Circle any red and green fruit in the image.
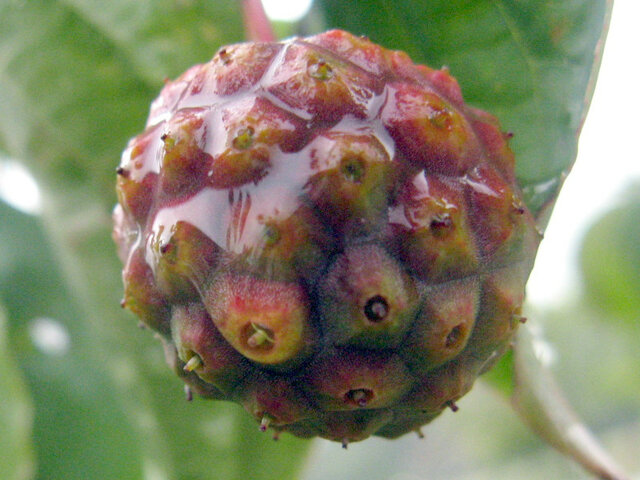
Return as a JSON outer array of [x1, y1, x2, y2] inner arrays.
[[113, 29, 541, 444]]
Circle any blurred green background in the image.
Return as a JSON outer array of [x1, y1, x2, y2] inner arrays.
[[0, 1, 637, 479]]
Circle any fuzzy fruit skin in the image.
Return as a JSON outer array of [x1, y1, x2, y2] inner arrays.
[[113, 29, 541, 443]]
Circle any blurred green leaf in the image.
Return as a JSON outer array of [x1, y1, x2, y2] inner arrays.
[[580, 185, 640, 323], [0, 200, 144, 479], [0, 306, 35, 480], [311, 0, 612, 223]]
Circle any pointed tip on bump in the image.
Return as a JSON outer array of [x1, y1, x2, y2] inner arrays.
[[416, 428, 425, 439], [272, 431, 280, 441], [183, 355, 203, 372], [259, 414, 271, 432], [184, 385, 193, 402], [120, 298, 126, 308], [446, 400, 459, 412], [341, 438, 349, 449], [246, 323, 275, 349]]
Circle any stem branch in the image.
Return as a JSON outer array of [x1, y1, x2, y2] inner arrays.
[[241, 0, 276, 42]]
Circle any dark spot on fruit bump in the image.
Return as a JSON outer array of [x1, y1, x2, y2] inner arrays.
[[262, 224, 281, 246], [160, 133, 168, 141], [363, 295, 389, 322], [344, 388, 374, 407], [340, 157, 365, 183], [428, 108, 452, 129], [232, 126, 255, 150], [115, 166, 129, 177], [159, 242, 174, 255], [445, 324, 465, 348], [445, 400, 459, 412], [218, 48, 231, 65], [429, 213, 453, 237], [308, 60, 334, 80], [242, 322, 275, 350]]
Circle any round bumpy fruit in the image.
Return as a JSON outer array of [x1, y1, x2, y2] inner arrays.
[[113, 29, 541, 444]]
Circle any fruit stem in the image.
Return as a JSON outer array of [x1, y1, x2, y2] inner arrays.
[[241, 0, 276, 42]]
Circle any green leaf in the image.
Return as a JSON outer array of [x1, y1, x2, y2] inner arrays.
[[580, 185, 640, 323], [0, 306, 35, 480], [511, 325, 631, 480], [311, 0, 612, 225]]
